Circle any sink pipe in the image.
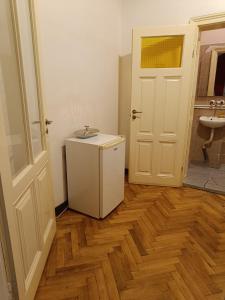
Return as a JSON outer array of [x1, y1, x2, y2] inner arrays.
[[202, 128, 214, 161]]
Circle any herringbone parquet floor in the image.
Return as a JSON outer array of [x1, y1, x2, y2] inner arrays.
[[35, 183, 225, 300]]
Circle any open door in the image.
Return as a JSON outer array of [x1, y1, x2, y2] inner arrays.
[[0, 0, 56, 299], [129, 25, 198, 186]]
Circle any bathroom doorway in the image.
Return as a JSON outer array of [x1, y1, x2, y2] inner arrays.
[[184, 15, 225, 194]]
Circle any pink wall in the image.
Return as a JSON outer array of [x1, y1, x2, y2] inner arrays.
[[201, 28, 225, 45]]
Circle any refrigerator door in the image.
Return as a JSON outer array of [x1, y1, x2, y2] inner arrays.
[[100, 140, 125, 218], [66, 141, 100, 218]]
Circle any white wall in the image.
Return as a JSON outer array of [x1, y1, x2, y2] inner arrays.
[[35, 0, 122, 207], [122, 0, 225, 54]]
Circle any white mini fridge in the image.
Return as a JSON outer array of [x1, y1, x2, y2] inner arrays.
[[65, 134, 125, 218]]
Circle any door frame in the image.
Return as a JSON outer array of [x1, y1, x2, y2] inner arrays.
[[0, 0, 56, 299], [183, 11, 225, 178], [208, 47, 225, 96], [0, 239, 10, 300], [0, 186, 17, 299], [129, 25, 199, 186]]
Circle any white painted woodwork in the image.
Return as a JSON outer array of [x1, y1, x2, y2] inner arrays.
[[37, 167, 54, 246], [208, 47, 225, 96], [15, 187, 40, 279], [129, 25, 197, 186], [0, 0, 56, 299]]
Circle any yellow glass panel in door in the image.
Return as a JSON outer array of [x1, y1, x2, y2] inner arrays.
[[141, 35, 184, 68]]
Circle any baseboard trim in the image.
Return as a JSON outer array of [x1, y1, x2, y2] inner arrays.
[[55, 200, 68, 217]]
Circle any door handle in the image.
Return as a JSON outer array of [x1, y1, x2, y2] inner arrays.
[[132, 109, 142, 120], [32, 120, 41, 124], [132, 109, 142, 114], [132, 115, 141, 120], [45, 119, 53, 125], [45, 119, 53, 134]]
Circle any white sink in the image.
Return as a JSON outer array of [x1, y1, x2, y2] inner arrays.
[[199, 116, 225, 128]]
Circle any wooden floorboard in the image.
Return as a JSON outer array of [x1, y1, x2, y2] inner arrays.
[[35, 183, 225, 300]]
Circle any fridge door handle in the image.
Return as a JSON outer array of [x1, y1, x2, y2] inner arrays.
[[100, 136, 126, 150]]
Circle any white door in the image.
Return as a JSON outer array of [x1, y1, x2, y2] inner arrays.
[[0, 1, 56, 299], [129, 25, 198, 186]]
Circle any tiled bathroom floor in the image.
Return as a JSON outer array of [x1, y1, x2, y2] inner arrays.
[[183, 162, 225, 194]]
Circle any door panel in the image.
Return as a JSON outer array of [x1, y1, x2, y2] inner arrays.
[[130, 25, 197, 186], [37, 166, 54, 245], [161, 77, 181, 134], [139, 78, 156, 133], [157, 142, 176, 176], [136, 142, 153, 174], [15, 186, 40, 279]]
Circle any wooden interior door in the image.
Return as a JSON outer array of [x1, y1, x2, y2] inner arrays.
[[0, 0, 56, 299], [129, 25, 197, 186]]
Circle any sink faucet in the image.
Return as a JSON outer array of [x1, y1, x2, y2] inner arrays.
[[209, 99, 216, 107], [209, 100, 216, 116], [216, 99, 225, 106], [209, 99, 225, 116]]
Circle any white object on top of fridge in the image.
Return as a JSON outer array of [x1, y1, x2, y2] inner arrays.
[[67, 133, 124, 146]]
